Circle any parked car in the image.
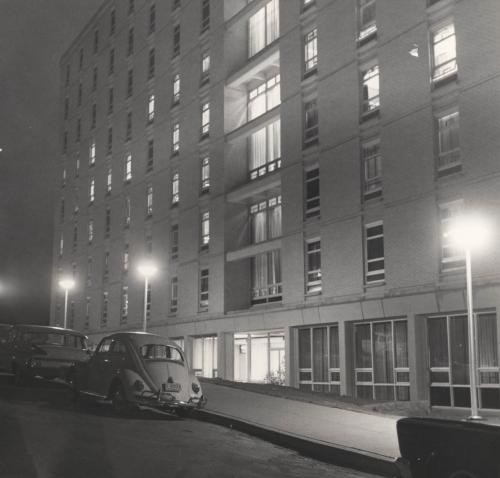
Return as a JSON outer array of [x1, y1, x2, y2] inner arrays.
[[74, 332, 206, 415], [0, 324, 13, 371], [0, 324, 89, 384]]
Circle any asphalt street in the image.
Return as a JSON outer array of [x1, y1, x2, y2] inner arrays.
[[0, 376, 380, 478]]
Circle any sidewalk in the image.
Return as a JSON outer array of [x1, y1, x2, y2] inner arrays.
[[196, 381, 407, 477]]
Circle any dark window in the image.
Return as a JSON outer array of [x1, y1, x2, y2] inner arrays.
[[149, 4, 156, 35], [201, 0, 210, 33], [148, 48, 155, 79], [305, 168, 320, 218], [108, 87, 114, 115], [126, 112, 132, 141], [128, 28, 134, 56], [110, 9, 116, 35], [173, 24, 180, 57], [109, 49, 115, 75], [93, 30, 99, 53], [127, 69, 133, 97]]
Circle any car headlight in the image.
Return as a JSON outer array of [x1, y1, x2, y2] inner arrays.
[[192, 382, 200, 394]]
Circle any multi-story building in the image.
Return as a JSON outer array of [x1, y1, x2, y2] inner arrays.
[[51, 0, 500, 411]]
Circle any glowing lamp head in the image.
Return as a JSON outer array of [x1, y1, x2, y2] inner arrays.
[[59, 278, 76, 291], [447, 214, 492, 252], [137, 261, 158, 278]]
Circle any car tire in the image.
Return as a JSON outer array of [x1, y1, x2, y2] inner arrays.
[[111, 383, 133, 416]]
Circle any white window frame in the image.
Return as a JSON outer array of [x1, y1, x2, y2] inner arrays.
[[364, 221, 385, 283], [305, 167, 320, 218], [148, 93, 155, 123], [146, 183, 153, 216], [439, 200, 465, 271], [201, 101, 210, 136], [357, 0, 377, 41], [172, 172, 179, 205], [431, 21, 457, 83], [306, 239, 322, 294], [125, 153, 132, 181], [304, 28, 318, 74], [201, 211, 210, 251], [362, 138, 382, 197], [248, 74, 280, 121], [436, 109, 460, 172], [361, 63, 380, 116], [201, 156, 210, 192], [199, 269, 209, 310], [172, 123, 180, 153]]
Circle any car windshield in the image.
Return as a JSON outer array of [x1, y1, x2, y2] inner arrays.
[[22, 332, 87, 349], [139, 344, 184, 363]]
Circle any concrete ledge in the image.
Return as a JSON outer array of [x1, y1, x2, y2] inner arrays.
[[194, 409, 409, 478]]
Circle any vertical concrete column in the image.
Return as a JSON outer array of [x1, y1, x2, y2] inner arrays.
[[217, 331, 234, 380], [285, 326, 297, 387], [339, 321, 353, 396]]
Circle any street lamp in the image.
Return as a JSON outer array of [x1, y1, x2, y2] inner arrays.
[[137, 261, 158, 332], [448, 214, 492, 420], [59, 277, 75, 329]]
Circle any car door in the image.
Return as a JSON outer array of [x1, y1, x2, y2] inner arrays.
[[87, 337, 113, 396]]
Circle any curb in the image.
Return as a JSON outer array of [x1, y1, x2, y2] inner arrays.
[[194, 409, 409, 477]]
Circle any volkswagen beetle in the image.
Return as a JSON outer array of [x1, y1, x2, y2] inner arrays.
[[74, 331, 206, 415]]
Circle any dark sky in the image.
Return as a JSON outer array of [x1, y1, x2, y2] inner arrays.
[[0, 0, 103, 324]]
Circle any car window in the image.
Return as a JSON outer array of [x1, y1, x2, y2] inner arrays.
[[22, 332, 66, 346], [139, 344, 184, 363], [96, 338, 113, 353], [110, 340, 127, 354], [63, 334, 87, 349]]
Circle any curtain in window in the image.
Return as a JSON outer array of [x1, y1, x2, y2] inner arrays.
[[355, 324, 371, 368], [252, 253, 267, 295], [478, 313, 498, 368], [269, 120, 281, 161], [267, 79, 280, 110], [329, 326, 340, 369], [248, 92, 266, 120], [252, 210, 267, 243], [250, 128, 267, 170], [248, 8, 265, 57], [394, 321, 408, 368], [373, 322, 393, 384], [312, 327, 328, 382], [268, 203, 281, 239], [268, 250, 281, 288], [193, 338, 203, 370], [266, 0, 279, 45]]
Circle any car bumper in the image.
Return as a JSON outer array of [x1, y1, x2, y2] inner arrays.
[[133, 391, 207, 411]]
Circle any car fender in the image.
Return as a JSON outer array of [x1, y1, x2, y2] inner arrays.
[[114, 368, 149, 401]]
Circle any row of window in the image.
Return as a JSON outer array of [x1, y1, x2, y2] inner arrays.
[[65, 0, 210, 87]]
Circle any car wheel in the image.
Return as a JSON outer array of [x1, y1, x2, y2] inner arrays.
[[111, 383, 133, 416]]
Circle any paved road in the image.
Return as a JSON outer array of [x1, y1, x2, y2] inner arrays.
[[0, 376, 380, 478]]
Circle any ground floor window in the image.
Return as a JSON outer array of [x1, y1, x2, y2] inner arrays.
[[354, 320, 409, 401], [192, 336, 217, 378], [428, 313, 499, 409], [298, 325, 340, 393], [234, 331, 285, 384]]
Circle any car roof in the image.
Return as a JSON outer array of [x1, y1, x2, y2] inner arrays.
[[104, 331, 180, 348], [13, 324, 88, 338]]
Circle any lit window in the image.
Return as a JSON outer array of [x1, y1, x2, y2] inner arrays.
[[250, 196, 282, 244], [171, 224, 179, 260], [440, 200, 464, 271], [107, 166, 112, 193], [59, 233, 64, 256], [201, 101, 210, 136], [125, 153, 132, 181], [107, 127, 113, 155], [251, 251, 282, 304], [126, 111, 132, 141], [148, 48, 155, 79], [88, 219, 94, 243], [172, 123, 180, 153], [305, 168, 320, 218], [149, 4, 156, 35], [128, 28, 134, 56], [361, 64, 380, 116], [248, 0, 279, 57], [304, 28, 318, 75], [75, 154, 80, 177], [365, 222, 385, 283], [357, 0, 376, 41], [362, 139, 382, 199], [201, 211, 210, 251], [431, 22, 457, 82], [124, 196, 131, 227], [147, 139, 154, 171], [108, 87, 114, 115], [170, 277, 178, 314], [249, 120, 281, 180], [121, 286, 129, 324], [304, 100, 319, 147], [303, 0, 315, 9], [201, 52, 210, 84], [201, 0, 210, 33], [172, 73, 180, 104], [436, 110, 460, 173], [89, 139, 96, 165], [146, 184, 153, 216], [89, 177, 95, 204], [148, 93, 155, 123], [173, 24, 180, 57], [201, 156, 210, 192], [123, 244, 129, 272], [248, 74, 280, 121], [86, 257, 92, 285], [172, 172, 179, 205], [306, 239, 322, 294], [199, 269, 209, 310]]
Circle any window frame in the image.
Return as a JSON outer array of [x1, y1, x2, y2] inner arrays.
[[364, 221, 385, 284]]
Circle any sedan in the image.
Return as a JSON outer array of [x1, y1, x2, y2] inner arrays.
[[74, 331, 206, 415]]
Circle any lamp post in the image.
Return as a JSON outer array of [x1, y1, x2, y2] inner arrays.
[[59, 277, 75, 329], [137, 261, 158, 332], [448, 214, 491, 420]]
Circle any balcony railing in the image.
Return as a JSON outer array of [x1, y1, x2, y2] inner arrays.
[[251, 282, 282, 304], [249, 158, 281, 181]]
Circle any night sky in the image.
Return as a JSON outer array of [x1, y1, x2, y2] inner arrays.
[[0, 0, 103, 324]]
